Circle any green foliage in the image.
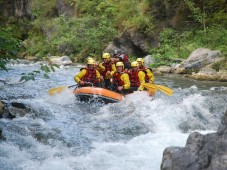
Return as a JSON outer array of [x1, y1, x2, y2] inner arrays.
[[150, 25, 227, 68], [0, 28, 21, 70], [31, 0, 56, 18], [184, 0, 205, 24], [19, 64, 59, 82], [26, 14, 117, 60], [1, 0, 227, 70]]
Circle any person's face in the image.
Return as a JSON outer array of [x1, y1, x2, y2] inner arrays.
[[116, 66, 123, 72], [132, 66, 138, 71], [103, 58, 108, 63], [138, 61, 142, 68], [88, 64, 94, 70]]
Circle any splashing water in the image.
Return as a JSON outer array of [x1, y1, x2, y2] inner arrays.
[[0, 62, 227, 170]]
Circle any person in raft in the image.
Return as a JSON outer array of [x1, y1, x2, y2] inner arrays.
[[127, 61, 146, 93], [110, 61, 130, 94], [112, 49, 131, 71], [97, 53, 116, 89], [74, 59, 102, 87], [136, 58, 155, 83]]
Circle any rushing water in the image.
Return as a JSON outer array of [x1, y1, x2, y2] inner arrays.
[[0, 62, 227, 170]]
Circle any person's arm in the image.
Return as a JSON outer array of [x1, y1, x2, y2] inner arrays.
[[105, 63, 116, 79], [110, 70, 115, 77], [121, 73, 130, 90], [146, 68, 155, 83], [138, 71, 145, 91], [96, 70, 101, 81], [97, 63, 105, 72], [111, 58, 119, 63], [74, 69, 87, 83], [111, 63, 116, 72]]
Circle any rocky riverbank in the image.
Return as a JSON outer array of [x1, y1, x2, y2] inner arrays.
[[161, 109, 227, 170], [150, 48, 227, 82]]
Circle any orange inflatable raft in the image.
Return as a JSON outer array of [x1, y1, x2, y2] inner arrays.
[[73, 87, 124, 103]]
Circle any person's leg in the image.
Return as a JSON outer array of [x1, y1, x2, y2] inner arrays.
[[104, 79, 111, 89], [109, 84, 118, 92], [128, 86, 138, 93]]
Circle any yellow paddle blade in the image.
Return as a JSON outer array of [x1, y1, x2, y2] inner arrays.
[[141, 83, 158, 92], [156, 85, 174, 96], [48, 86, 68, 95], [141, 83, 174, 96]]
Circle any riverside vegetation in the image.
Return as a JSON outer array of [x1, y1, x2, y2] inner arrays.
[[0, 0, 227, 76]]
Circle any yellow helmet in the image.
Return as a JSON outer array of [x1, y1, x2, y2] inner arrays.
[[87, 57, 94, 61], [116, 62, 124, 69], [136, 58, 144, 65], [87, 59, 95, 65], [102, 53, 110, 60], [131, 61, 139, 67]]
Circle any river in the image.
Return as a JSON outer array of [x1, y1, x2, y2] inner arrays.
[[0, 62, 227, 170]]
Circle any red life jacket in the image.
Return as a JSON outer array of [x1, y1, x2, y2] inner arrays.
[[119, 53, 129, 63], [113, 72, 124, 86], [101, 61, 113, 77], [81, 68, 98, 85], [139, 66, 150, 83], [128, 69, 140, 87]]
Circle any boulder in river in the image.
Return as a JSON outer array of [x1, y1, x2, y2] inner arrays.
[[0, 101, 27, 119], [48, 56, 72, 65], [161, 110, 227, 170]]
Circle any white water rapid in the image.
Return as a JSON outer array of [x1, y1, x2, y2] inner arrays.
[[0, 62, 227, 170]]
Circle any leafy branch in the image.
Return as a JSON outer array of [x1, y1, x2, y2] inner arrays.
[[19, 64, 59, 83]]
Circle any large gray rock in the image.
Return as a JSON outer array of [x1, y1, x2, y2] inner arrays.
[[175, 48, 221, 74], [106, 30, 157, 57], [161, 110, 227, 170]]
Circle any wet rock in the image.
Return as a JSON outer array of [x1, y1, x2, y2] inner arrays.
[[161, 110, 227, 170], [190, 68, 219, 81], [161, 146, 201, 170], [48, 55, 72, 65], [0, 101, 27, 119], [0, 128, 6, 140], [157, 66, 172, 73]]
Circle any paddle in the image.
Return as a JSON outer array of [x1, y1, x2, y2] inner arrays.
[[141, 83, 174, 96], [141, 83, 158, 92], [155, 84, 174, 96], [48, 84, 77, 95]]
